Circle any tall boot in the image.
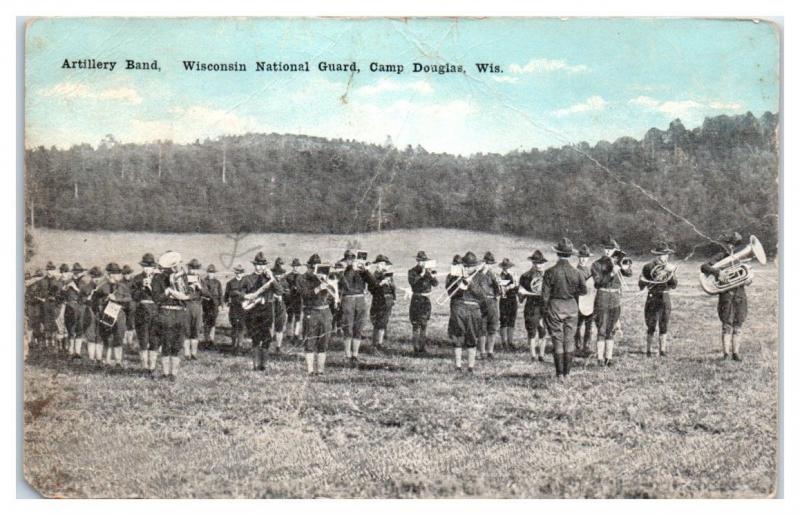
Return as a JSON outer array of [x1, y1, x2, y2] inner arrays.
[[258, 347, 266, 371], [114, 346, 123, 366], [731, 333, 741, 361], [317, 353, 326, 374], [344, 338, 352, 359], [148, 351, 159, 371], [487, 334, 496, 358], [162, 356, 171, 377], [529, 338, 537, 361], [659, 334, 668, 357], [454, 347, 463, 369], [305, 353, 315, 375], [191, 339, 199, 359], [352, 339, 361, 359], [478, 336, 486, 358], [553, 352, 563, 377], [564, 352, 573, 376], [170, 357, 180, 379], [537, 338, 547, 361], [646, 333, 655, 357], [209, 326, 216, 345], [96, 344, 104, 363], [74, 338, 83, 358], [274, 332, 283, 353], [140, 350, 148, 368], [583, 324, 593, 352], [604, 339, 615, 366], [596, 339, 606, 366], [722, 333, 732, 358], [466, 348, 476, 372], [411, 328, 419, 353], [419, 328, 428, 353], [252, 347, 260, 370], [183, 340, 191, 359]]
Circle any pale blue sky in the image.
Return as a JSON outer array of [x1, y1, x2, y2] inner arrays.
[[25, 18, 780, 155]]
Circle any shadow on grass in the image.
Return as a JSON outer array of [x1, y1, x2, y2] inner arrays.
[[26, 351, 152, 378]]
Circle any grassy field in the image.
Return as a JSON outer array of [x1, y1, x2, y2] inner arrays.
[[23, 229, 779, 498]]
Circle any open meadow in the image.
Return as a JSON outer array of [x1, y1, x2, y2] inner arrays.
[[22, 228, 779, 498]]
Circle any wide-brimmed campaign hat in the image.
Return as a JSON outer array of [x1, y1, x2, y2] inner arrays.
[[233, 264, 245, 273], [187, 258, 202, 270], [651, 241, 675, 255], [290, 258, 302, 267], [452, 254, 462, 265], [552, 238, 575, 256], [45, 261, 56, 270], [719, 231, 743, 245], [88, 266, 103, 278], [462, 251, 480, 267], [139, 253, 156, 267], [158, 251, 182, 269], [307, 253, 322, 266], [121, 264, 133, 275], [483, 251, 496, 264], [207, 264, 217, 273], [343, 249, 356, 260], [106, 262, 122, 274], [251, 252, 268, 265], [59, 263, 70, 273], [71, 262, 85, 273], [601, 236, 620, 250], [527, 250, 548, 264], [415, 250, 430, 261], [578, 244, 593, 258], [272, 263, 286, 275], [500, 258, 514, 268], [33, 269, 44, 277], [373, 254, 392, 265]]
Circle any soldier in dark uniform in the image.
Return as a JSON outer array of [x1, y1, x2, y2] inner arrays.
[[270, 258, 289, 354], [574, 245, 595, 354], [62, 263, 89, 360], [93, 262, 132, 369], [330, 262, 344, 336], [407, 250, 438, 353], [25, 269, 44, 349], [40, 261, 60, 349], [591, 236, 633, 366], [639, 242, 678, 357], [131, 253, 159, 374], [201, 264, 223, 347], [55, 263, 72, 351], [151, 251, 190, 381], [475, 252, 502, 359], [121, 264, 137, 348], [367, 254, 396, 350], [297, 254, 334, 375], [338, 250, 375, 366], [519, 250, 548, 362], [446, 255, 464, 351], [224, 264, 247, 353], [450, 251, 487, 373], [285, 258, 304, 344], [242, 252, 284, 371], [701, 232, 750, 361], [498, 258, 519, 351], [542, 238, 587, 379], [84, 266, 103, 362], [184, 258, 208, 361]]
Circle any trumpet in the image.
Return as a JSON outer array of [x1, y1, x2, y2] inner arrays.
[[699, 235, 767, 295]]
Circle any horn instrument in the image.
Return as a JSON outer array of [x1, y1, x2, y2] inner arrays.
[[699, 235, 767, 295]]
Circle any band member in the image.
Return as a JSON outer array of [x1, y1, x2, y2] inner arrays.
[[201, 264, 223, 347], [408, 250, 438, 353], [224, 264, 247, 352], [270, 258, 289, 354], [92, 262, 132, 369], [574, 245, 595, 353], [151, 251, 190, 380], [285, 258, 304, 343], [518, 250, 548, 362], [450, 251, 487, 373], [55, 263, 72, 351], [367, 254, 396, 350], [61, 263, 88, 360], [331, 261, 345, 336], [242, 252, 284, 371], [121, 264, 137, 347], [591, 236, 633, 366], [446, 255, 465, 354], [85, 266, 103, 362], [184, 258, 208, 361], [476, 252, 502, 359], [498, 258, 519, 351], [24, 270, 44, 349], [638, 241, 678, 357], [701, 232, 750, 361], [297, 254, 334, 375], [131, 253, 159, 374], [542, 238, 587, 379], [338, 250, 375, 367], [39, 261, 61, 348]]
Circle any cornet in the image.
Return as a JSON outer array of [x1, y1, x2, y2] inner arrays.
[[699, 235, 767, 295]]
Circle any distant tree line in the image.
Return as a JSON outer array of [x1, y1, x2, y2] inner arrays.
[[25, 111, 779, 257]]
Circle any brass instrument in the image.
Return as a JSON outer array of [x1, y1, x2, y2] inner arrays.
[[241, 270, 275, 311], [435, 265, 483, 305], [612, 249, 633, 269], [169, 267, 190, 298], [699, 235, 766, 295], [640, 262, 679, 286]]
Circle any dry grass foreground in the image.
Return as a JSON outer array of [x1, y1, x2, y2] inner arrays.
[[23, 229, 779, 498]]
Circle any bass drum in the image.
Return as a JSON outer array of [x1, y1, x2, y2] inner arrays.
[[578, 276, 595, 316]]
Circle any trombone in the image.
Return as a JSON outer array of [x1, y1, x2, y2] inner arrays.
[[435, 264, 484, 306]]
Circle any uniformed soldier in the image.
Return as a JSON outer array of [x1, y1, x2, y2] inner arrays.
[[574, 245, 595, 354], [445, 255, 464, 352], [24, 270, 44, 349], [55, 263, 72, 351], [407, 250, 439, 353], [591, 236, 633, 366], [331, 261, 345, 336], [475, 252, 502, 359], [201, 264, 223, 347], [151, 251, 190, 381], [93, 262, 132, 369], [121, 264, 137, 348], [542, 238, 587, 379], [224, 264, 247, 352], [701, 231, 750, 361], [639, 241, 678, 357], [62, 263, 88, 360], [242, 252, 284, 371], [338, 250, 375, 367], [131, 253, 159, 374], [450, 251, 487, 373], [297, 254, 334, 375], [270, 258, 289, 354], [85, 266, 104, 363], [518, 250, 549, 362], [184, 258, 209, 361], [285, 258, 304, 344], [367, 254, 396, 350], [40, 261, 61, 349], [498, 258, 519, 351]]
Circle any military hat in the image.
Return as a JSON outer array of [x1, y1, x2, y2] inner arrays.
[[462, 251, 480, 267], [578, 244, 593, 258], [528, 250, 548, 264], [275, 257, 285, 266], [59, 263, 70, 273], [139, 253, 157, 267], [290, 258, 302, 267], [185, 258, 201, 270], [719, 231, 743, 245], [88, 266, 103, 278], [158, 250, 182, 269], [483, 251, 496, 264], [415, 250, 430, 261], [122, 264, 133, 275], [71, 262, 85, 273], [251, 252, 268, 266], [601, 236, 620, 250], [45, 261, 56, 270], [106, 262, 122, 274], [207, 264, 217, 273], [552, 237, 575, 256], [233, 264, 245, 274], [343, 249, 356, 259], [34, 269, 44, 278], [452, 254, 462, 265], [272, 263, 286, 275], [373, 254, 392, 265], [651, 241, 675, 255], [499, 258, 514, 269], [307, 253, 322, 266]]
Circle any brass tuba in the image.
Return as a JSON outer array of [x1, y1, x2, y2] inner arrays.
[[699, 235, 767, 295]]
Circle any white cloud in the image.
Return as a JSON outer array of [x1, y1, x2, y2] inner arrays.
[[492, 76, 519, 84], [355, 78, 434, 96], [38, 81, 143, 105], [553, 95, 608, 117], [630, 96, 743, 120], [508, 59, 588, 74], [127, 105, 262, 143]]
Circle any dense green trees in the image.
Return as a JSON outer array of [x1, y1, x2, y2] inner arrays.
[[25, 111, 779, 256]]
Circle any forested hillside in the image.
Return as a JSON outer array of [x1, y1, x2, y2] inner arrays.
[[25, 111, 779, 256]]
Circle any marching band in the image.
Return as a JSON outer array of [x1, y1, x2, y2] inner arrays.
[[23, 231, 768, 381]]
